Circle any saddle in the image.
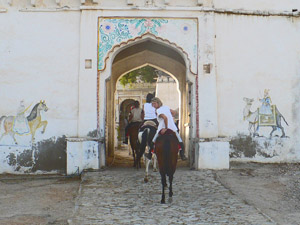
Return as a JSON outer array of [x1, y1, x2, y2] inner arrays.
[[142, 120, 157, 129], [258, 105, 276, 126]]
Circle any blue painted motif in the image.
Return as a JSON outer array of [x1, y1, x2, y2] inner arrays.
[[98, 18, 168, 70]]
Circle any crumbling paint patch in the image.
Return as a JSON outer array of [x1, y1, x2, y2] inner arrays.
[[32, 136, 66, 173], [230, 134, 258, 158], [229, 133, 294, 161], [18, 149, 33, 167], [7, 153, 16, 166], [87, 130, 98, 138]]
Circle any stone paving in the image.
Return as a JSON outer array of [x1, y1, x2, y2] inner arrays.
[[69, 167, 275, 225]]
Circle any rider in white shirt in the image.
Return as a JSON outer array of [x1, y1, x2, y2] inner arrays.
[[142, 93, 158, 127], [146, 97, 187, 161]]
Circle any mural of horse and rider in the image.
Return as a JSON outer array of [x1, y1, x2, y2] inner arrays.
[[0, 100, 49, 146], [243, 89, 288, 138]]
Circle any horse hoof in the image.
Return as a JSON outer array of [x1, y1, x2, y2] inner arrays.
[[168, 197, 173, 204], [161, 199, 165, 204], [144, 177, 148, 183], [153, 169, 157, 172]]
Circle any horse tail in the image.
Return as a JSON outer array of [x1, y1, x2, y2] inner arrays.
[[163, 135, 171, 177]]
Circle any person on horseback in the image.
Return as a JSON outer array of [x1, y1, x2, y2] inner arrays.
[[146, 97, 187, 161], [123, 101, 144, 144], [141, 93, 158, 127]]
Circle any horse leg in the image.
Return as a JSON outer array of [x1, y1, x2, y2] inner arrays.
[[161, 174, 166, 204], [10, 131, 17, 144], [277, 119, 286, 138], [248, 123, 253, 136], [133, 149, 136, 167], [128, 144, 131, 155], [144, 156, 151, 183], [152, 154, 158, 172], [270, 126, 276, 138], [280, 127, 286, 138], [168, 174, 173, 203], [40, 121, 48, 134]]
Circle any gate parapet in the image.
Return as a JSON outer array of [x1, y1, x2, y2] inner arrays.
[[66, 137, 105, 175], [194, 138, 230, 170]]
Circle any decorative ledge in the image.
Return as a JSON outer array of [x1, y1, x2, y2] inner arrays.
[[19, 7, 80, 12], [0, 8, 7, 13], [66, 137, 104, 142]]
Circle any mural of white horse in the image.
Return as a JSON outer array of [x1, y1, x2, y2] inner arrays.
[[0, 100, 49, 144]]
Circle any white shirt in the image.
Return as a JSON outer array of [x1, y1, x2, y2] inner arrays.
[[143, 103, 156, 120], [156, 106, 178, 132]]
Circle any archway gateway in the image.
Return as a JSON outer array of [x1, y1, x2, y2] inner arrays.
[[103, 38, 196, 164], [97, 18, 199, 168], [72, 13, 227, 173]]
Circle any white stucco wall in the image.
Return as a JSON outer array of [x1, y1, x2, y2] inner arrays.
[[1, 0, 300, 173], [215, 14, 300, 136], [156, 81, 180, 110], [0, 7, 81, 142]]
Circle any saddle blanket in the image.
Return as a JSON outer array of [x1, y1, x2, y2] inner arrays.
[[258, 105, 276, 126]]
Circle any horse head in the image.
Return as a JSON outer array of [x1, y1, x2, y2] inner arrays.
[[38, 100, 49, 112], [243, 97, 254, 106]]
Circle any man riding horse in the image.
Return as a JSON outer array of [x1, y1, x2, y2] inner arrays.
[[123, 100, 144, 144], [146, 97, 187, 161]]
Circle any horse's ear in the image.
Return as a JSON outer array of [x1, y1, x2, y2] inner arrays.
[[40, 100, 43, 104], [43, 100, 45, 104]]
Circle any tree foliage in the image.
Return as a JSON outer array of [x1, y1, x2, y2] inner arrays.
[[119, 66, 157, 87]]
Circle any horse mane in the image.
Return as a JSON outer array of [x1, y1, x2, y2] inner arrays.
[[26, 103, 39, 122]]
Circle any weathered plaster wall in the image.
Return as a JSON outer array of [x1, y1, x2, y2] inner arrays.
[[213, 0, 300, 11], [1, 0, 300, 173], [215, 14, 300, 161], [0, 5, 80, 173]]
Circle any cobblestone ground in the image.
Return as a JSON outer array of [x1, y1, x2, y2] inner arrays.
[[69, 167, 275, 225]]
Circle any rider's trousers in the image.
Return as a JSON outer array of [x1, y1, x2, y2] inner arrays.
[[152, 129, 182, 143]]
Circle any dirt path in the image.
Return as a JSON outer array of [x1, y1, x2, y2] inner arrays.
[[0, 175, 80, 224], [216, 162, 300, 225], [0, 147, 299, 225]]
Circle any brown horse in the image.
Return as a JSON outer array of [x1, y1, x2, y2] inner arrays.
[[155, 129, 179, 204], [127, 122, 142, 167]]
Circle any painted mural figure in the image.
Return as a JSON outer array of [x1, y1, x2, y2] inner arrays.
[[0, 100, 48, 144], [243, 92, 288, 138], [13, 100, 30, 135], [259, 89, 272, 115]]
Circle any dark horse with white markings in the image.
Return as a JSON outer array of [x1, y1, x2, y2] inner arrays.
[[155, 129, 179, 204], [135, 121, 158, 182], [128, 121, 142, 167]]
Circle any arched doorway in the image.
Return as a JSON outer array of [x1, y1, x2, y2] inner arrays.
[[101, 37, 196, 166]]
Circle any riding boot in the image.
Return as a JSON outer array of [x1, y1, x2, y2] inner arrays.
[[123, 136, 128, 144], [179, 142, 187, 161], [145, 142, 154, 160]]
